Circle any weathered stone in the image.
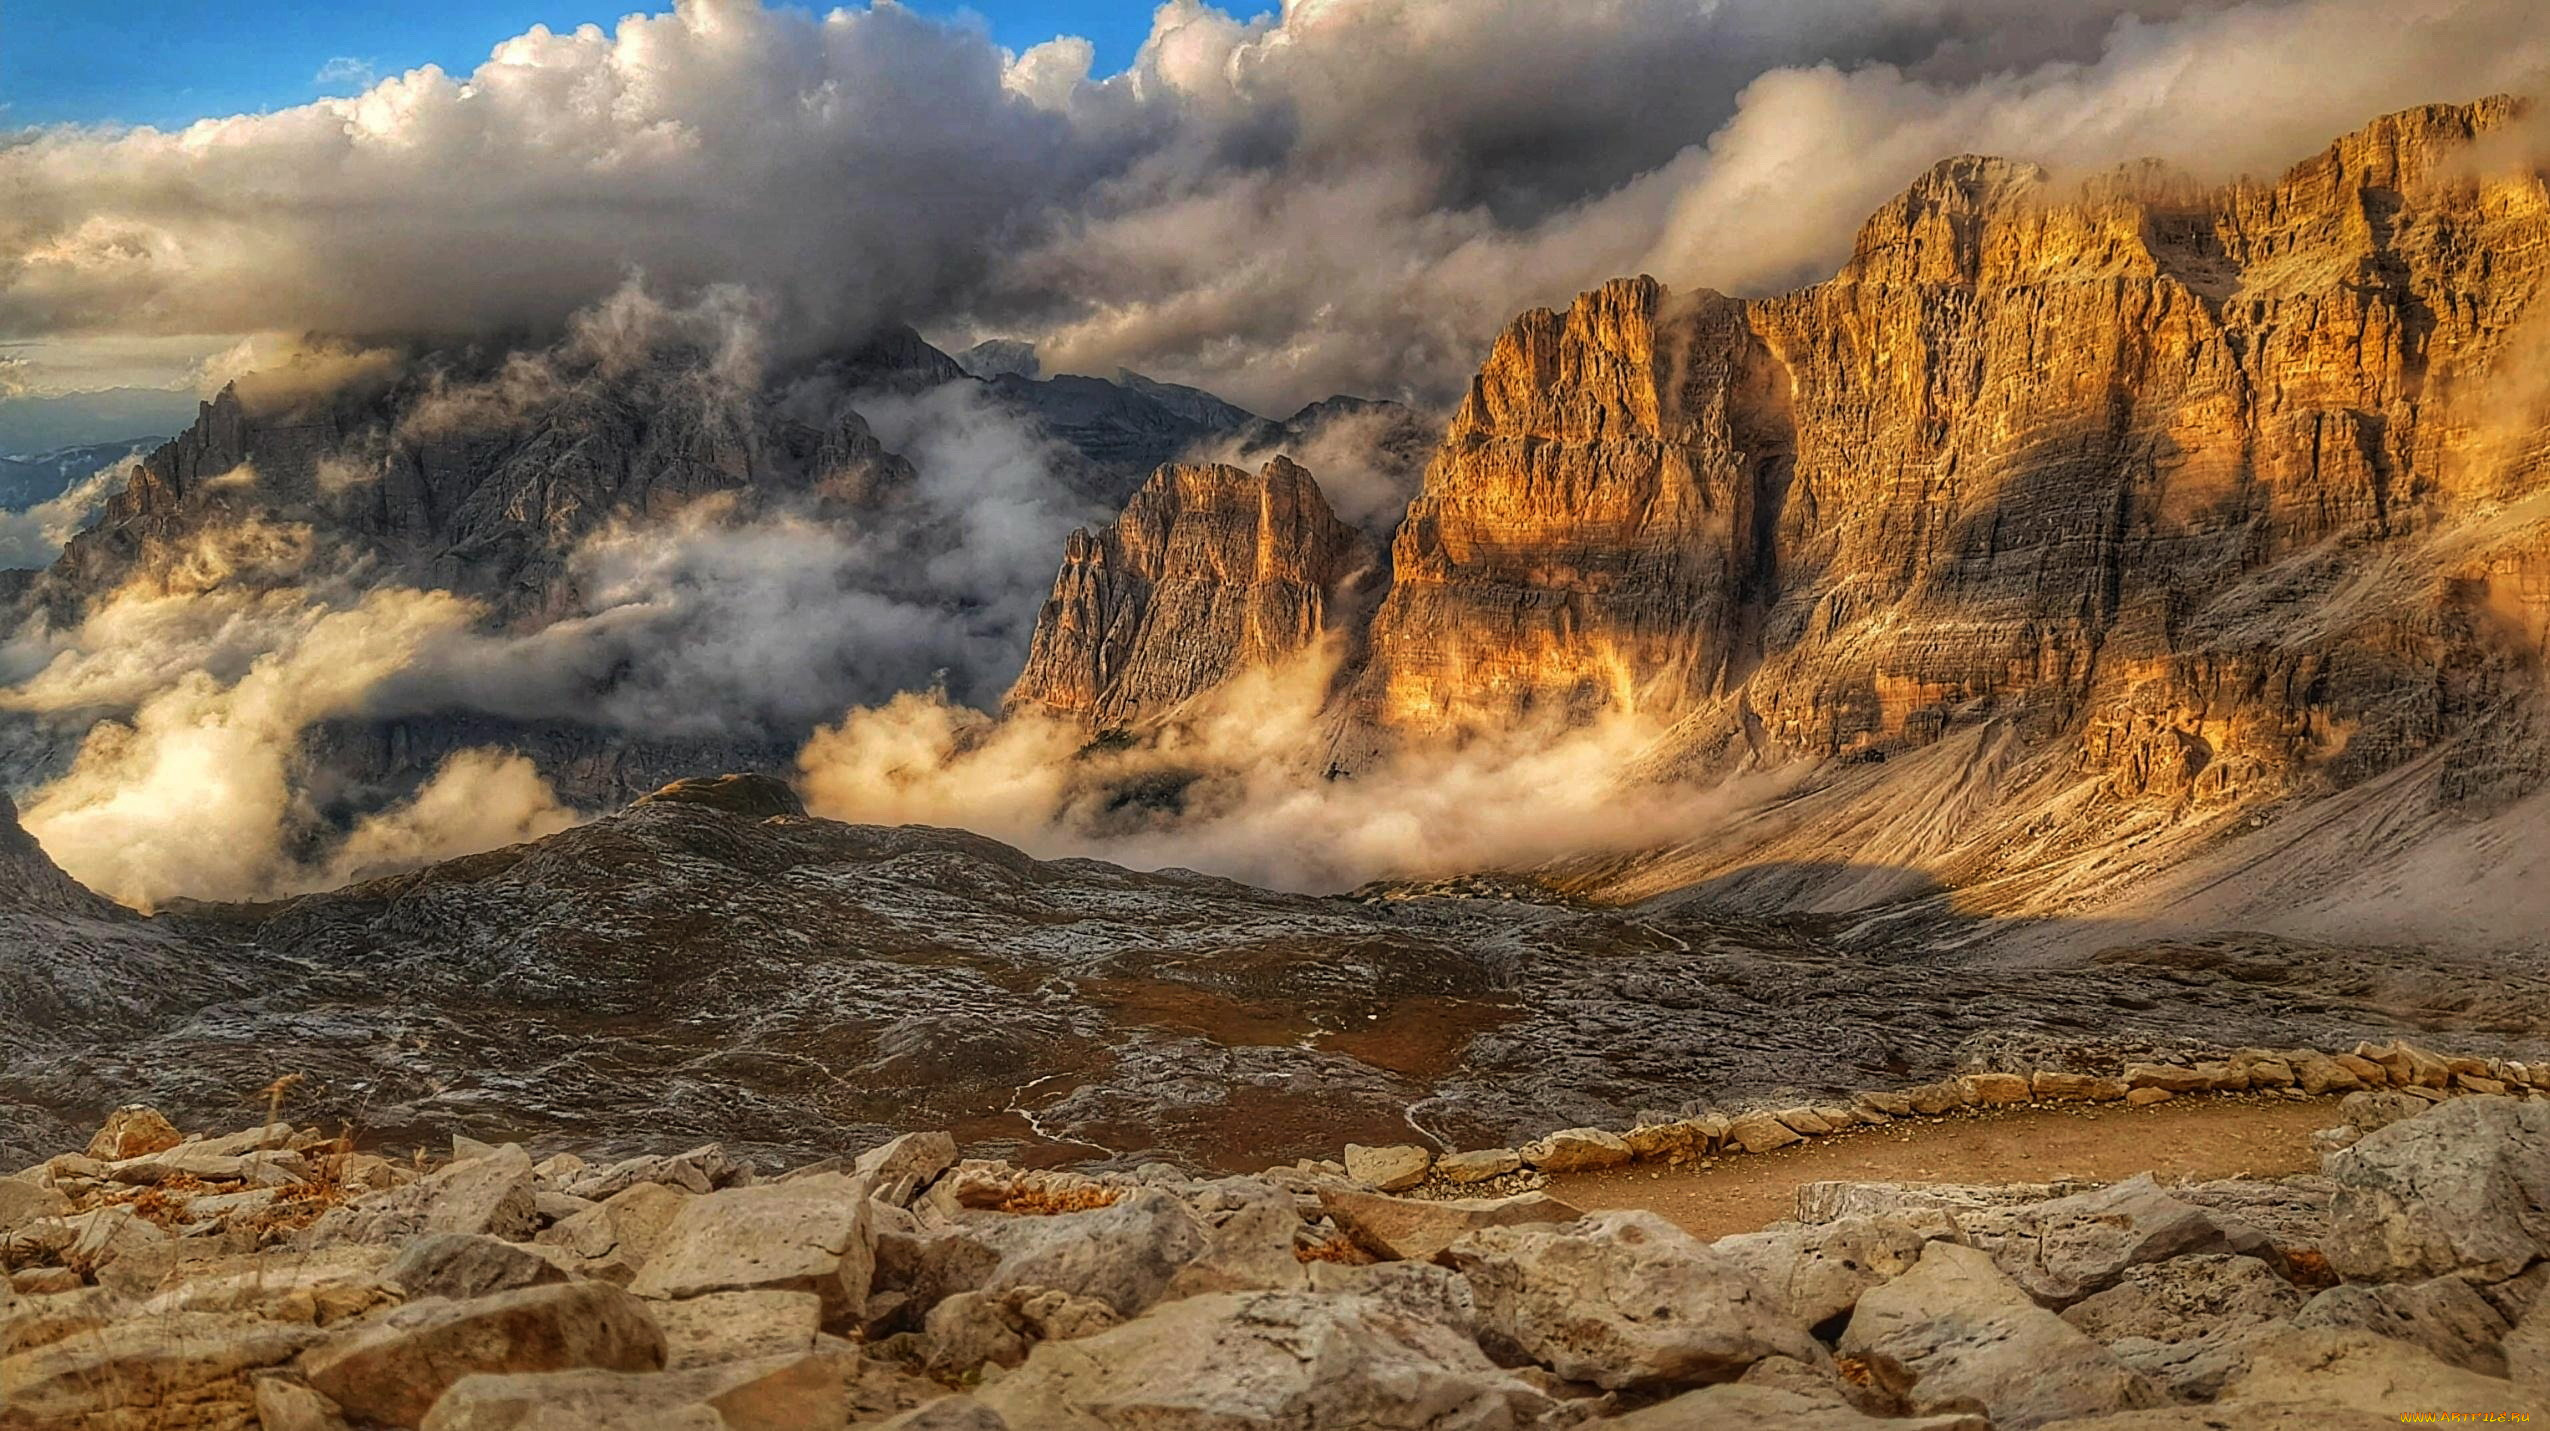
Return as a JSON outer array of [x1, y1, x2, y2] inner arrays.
[[630, 1174, 876, 1327], [1608, 1383, 1989, 1429], [1344, 1143, 1434, 1191], [250, 1374, 352, 1431], [2324, 1096, 2550, 1283], [1728, 1112, 1804, 1154], [1519, 1127, 1633, 1172], [566, 1143, 747, 1201], [2507, 1299, 2550, 1395], [1965, 1073, 2033, 1105], [0, 1312, 321, 1428], [1303, 1259, 1480, 1337], [1162, 1202, 1310, 1299], [1621, 1122, 1699, 1162], [1976, 1174, 2279, 1307], [2126, 1087, 2175, 1107], [1714, 1212, 1959, 1328], [2060, 1254, 2304, 1346], [306, 1280, 668, 1426], [925, 1284, 1120, 1375], [1319, 1185, 1583, 1263], [2296, 1275, 2514, 1376], [2216, 1326, 2542, 1418], [310, 1141, 538, 1246], [643, 1288, 829, 1370], [2032, 1072, 2130, 1103], [1774, 1107, 1833, 1136], [964, 1188, 1207, 1317], [0, 1178, 73, 1234], [855, 1132, 959, 1201], [1431, 1148, 1524, 1184], [874, 1400, 1010, 1431], [1840, 1241, 2163, 1429], [1447, 1210, 1819, 1391], [976, 1290, 1550, 1429], [2031, 1406, 2400, 1430], [418, 1346, 937, 1430], [141, 1245, 397, 1326], [2293, 1054, 2366, 1096], [536, 1180, 690, 1283], [2336, 1089, 2429, 1135], [1008, 458, 1382, 730], [1856, 1092, 1914, 1118], [385, 1232, 572, 1301], [85, 1105, 183, 1161], [2123, 1065, 2207, 1094]]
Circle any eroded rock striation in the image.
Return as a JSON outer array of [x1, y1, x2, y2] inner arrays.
[[1007, 457, 1381, 730]]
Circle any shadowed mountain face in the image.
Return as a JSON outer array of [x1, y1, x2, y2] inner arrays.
[[3, 787, 2541, 1170]]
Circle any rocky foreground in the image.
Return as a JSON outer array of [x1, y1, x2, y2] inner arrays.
[[3, 1048, 2545, 1428]]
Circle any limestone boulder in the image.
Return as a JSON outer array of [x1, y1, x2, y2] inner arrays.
[[419, 1345, 938, 1430], [1713, 1212, 1959, 1328], [1727, 1112, 1803, 1154], [2323, 1096, 2550, 1283], [305, 1280, 667, 1426], [385, 1233, 572, 1301], [85, 1105, 184, 1161], [2033, 1406, 2400, 1429], [964, 1188, 1208, 1317], [536, 1180, 690, 1284], [629, 1174, 875, 1328], [1344, 1143, 1434, 1191], [2060, 1254, 2304, 1345], [1975, 1174, 2279, 1306], [976, 1290, 1551, 1430], [565, 1144, 748, 1201], [1319, 1186, 1583, 1262], [310, 1142, 538, 1247], [1446, 1210, 1818, 1391], [855, 1132, 960, 1202], [1839, 1241, 2164, 1429], [1434, 1149, 1521, 1183], [0, 1311, 320, 1428], [2295, 1275, 2513, 1376], [2216, 1326, 2543, 1418], [923, 1284, 1120, 1375], [1519, 1128, 1633, 1172], [1608, 1383, 1989, 1429]]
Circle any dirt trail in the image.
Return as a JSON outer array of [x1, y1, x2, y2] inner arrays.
[[1547, 1093, 2345, 1241]]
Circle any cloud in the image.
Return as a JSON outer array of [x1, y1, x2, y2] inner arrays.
[[314, 57, 379, 92], [5, 0, 2543, 413], [0, 462, 130, 568], [797, 638, 1797, 892]]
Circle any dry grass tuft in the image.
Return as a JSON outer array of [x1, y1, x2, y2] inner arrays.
[[1291, 1234, 1371, 1266]]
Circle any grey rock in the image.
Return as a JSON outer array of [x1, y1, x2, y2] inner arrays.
[[2296, 1275, 2513, 1376], [2324, 1096, 2550, 1283], [1446, 1210, 1818, 1392], [1713, 1212, 1960, 1328], [1839, 1241, 2164, 1429], [310, 1142, 537, 1247], [975, 1290, 1551, 1429], [630, 1174, 876, 1328], [1319, 1186, 1583, 1263]]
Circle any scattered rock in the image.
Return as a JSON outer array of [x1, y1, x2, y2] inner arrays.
[[566, 1143, 747, 1201], [305, 1280, 668, 1425], [1840, 1241, 2164, 1429], [84, 1105, 183, 1161], [975, 1290, 1551, 1429], [2060, 1255, 2304, 1345], [310, 1142, 538, 1247], [2296, 1274, 2513, 1375], [537, 1180, 691, 1284], [0, 1312, 320, 1428], [965, 1187, 1207, 1317], [1976, 1174, 2279, 1306], [924, 1284, 1121, 1374], [1520, 1127, 1633, 1172], [1728, 1112, 1805, 1154], [1434, 1148, 1523, 1183], [1344, 1143, 1434, 1191], [652, 1288, 827, 1369], [2215, 1326, 2542, 1418], [1446, 1210, 1819, 1392], [1714, 1212, 1958, 1327], [630, 1174, 876, 1328], [420, 1345, 936, 1430], [1319, 1185, 1583, 1262], [385, 1232, 572, 1301], [2323, 1096, 2550, 1283], [1608, 1383, 1989, 1429]]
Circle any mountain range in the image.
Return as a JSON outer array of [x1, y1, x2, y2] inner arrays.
[[3, 97, 2548, 1161]]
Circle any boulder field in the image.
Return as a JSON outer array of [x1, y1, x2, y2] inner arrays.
[[1, 1076, 2544, 1428]]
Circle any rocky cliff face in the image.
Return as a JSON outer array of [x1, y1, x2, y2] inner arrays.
[[1300, 98, 2550, 910], [1007, 458, 1381, 730], [0, 788, 109, 918]]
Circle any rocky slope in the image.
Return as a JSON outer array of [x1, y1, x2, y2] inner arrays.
[[5, 776, 2542, 1176], [997, 97, 2550, 931], [0, 1075, 2540, 1427], [1006, 457, 1382, 730]]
